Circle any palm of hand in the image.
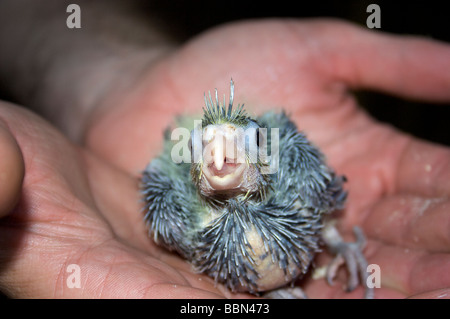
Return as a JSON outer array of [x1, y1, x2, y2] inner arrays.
[[1, 19, 449, 298], [1, 103, 239, 298]]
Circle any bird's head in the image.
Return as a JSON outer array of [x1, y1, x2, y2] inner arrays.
[[189, 81, 269, 202]]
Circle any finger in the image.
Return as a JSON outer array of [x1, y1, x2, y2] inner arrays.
[[0, 114, 25, 218], [406, 252, 450, 296], [395, 138, 450, 198], [368, 242, 450, 297], [409, 288, 450, 299], [363, 194, 450, 252], [319, 19, 450, 101]]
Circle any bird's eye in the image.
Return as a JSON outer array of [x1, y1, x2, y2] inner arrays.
[[256, 128, 260, 147]]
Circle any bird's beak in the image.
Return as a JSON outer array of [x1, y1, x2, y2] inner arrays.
[[213, 137, 225, 171], [202, 126, 246, 190]]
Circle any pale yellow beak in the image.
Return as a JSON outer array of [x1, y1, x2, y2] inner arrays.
[[202, 125, 246, 190]]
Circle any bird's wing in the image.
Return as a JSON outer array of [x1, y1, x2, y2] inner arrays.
[[141, 137, 202, 257], [257, 111, 346, 213]]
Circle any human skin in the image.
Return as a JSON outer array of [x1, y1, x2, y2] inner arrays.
[[84, 19, 450, 298], [0, 102, 237, 298], [0, 2, 449, 298]]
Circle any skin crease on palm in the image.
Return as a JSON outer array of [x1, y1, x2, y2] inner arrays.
[[0, 19, 450, 298]]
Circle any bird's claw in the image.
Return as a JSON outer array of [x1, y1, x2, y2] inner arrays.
[[323, 225, 374, 299]]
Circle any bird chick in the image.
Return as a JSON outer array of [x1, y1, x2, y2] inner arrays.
[[141, 80, 373, 298]]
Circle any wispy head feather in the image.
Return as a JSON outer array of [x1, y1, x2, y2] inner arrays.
[[202, 79, 250, 127]]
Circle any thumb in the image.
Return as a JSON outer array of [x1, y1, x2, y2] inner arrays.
[[0, 118, 24, 218]]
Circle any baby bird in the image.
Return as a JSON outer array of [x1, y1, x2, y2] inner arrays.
[[141, 80, 373, 298]]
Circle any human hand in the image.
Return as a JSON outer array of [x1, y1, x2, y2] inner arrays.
[[82, 19, 450, 298], [0, 101, 243, 298]]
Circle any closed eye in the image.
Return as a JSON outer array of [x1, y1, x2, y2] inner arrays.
[[256, 128, 260, 147]]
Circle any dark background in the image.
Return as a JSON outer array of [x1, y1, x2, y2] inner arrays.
[[149, 0, 450, 146], [0, 0, 448, 300], [1, 0, 449, 145]]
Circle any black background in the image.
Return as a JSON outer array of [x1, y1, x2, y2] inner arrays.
[[0, 0, 449, 145], [149, 0, 450, 146], [0, 0, 448, 300]]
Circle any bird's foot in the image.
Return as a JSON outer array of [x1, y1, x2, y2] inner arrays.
[[322, 223, 374, 299], [263, 287, 308, 299]]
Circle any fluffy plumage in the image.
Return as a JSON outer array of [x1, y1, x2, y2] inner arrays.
[[141, 81, 348, 295]]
